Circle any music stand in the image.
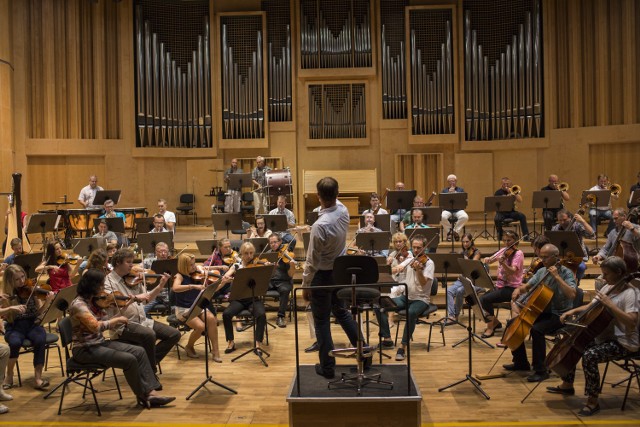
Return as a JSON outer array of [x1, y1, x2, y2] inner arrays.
[[245, 237, 269, 254], [544, 230, 585, 258], [457, 258, 495, 291], [196, 239, 218, 255], [386, 190, 417, 212], [261, 214, 288, 233], [137, 232, 174, 255], [439, 192, 468, 252], [532, 191, 563, 237], [211, 213, 243, 238], [37, 285, 77, 326], [418, 207, 443, 226], [483, 196, 515, 242], [26, 213, 59, 244], [14, 252, 45, 279], [629, 190, 640, 208], [404, 228, 440, 252], [228, 265, 274, 366], [150, 258, 179, 277], [92, 190, 121, 206], [227, 173, 252, 191], [302, 232, 310, 250], [305, 211, 319, 226], [185, 284, 237, 400], [134, 217, 155, 235], [581, 189, 611, 251], [355, 231, 390, 255], [438, 276, 491, 400], [72, 238, 106, 258], [359, 214, 391, 232], [93, 218, 125, 235], [429, 254, 464, 325]]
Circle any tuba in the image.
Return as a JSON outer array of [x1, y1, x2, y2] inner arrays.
[[609, 183, 621, 197], [557, 182, 569, 192]]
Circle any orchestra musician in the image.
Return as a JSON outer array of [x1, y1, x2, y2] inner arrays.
[[203, 238, 236, 280], [546, 256, 639, 417], [69, 269, 175, 408], [224, 158, 244, 213], [505, 244, 577, 382], [77, 175, 103, 209], [494, 177, 530, 241], [388, 181, 406, 231], [362, 192, 388, 215], [267, 234, 296, 328], [588, 174, 617, 237], [80, 248, 111, 276], [35, 241, 79, 292], [220, 242, 267, 355], [172, 253, 222, 362], [149, 214, 168, 233], [541, 174, 571, 231], [247, 215, 273, 239], [353, 212, 383, 256], [1, 238, 24, 274], [445, 233, 482, 324], [104, 249, 180, 374], [399, 197, 426, 231], [552, 209, 595, 284], [100, 199, 126, 221], [251, 156, 272, 214], [479, 230, 524, 338], [156, 199, 176, 232], [627, 171, 640, 209], [523, 235, 550, 284], [440, 174, 469, 242], [592, 208, 640, 265], [92, 219, 118, 245], [2, 264, 54, 390], [302, 177, 363, 379], [387, 232, 413, 283], [375, 235, 434, 361], [0, 342, 13, 413], [268, 195, 298, 249], [143, 242, 171, 318]]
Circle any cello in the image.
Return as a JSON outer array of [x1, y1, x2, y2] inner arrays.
[[546, 272, 640, 378]]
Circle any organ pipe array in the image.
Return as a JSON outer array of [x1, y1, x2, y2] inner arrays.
[[309, 84, 366, 139], [381, 25, 406, 120], [267, 25, 292, 122]]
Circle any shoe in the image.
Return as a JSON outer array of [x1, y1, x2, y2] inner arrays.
[[494, 321, 503, 331], [454, 231, 460, 241], [502, 363, 531, 372], [443, 317, 458, 326], [446, 234, 453, 242], [1, 383, 13, 390], [362, 355, 372, 371], [0, 391, 12, 401], [380, 339, 394, 349], [481, 329, 495, 338], [148, 395, 176, 407], [224, 344, 236, 354], [305, 342, 319, 353], [527, 371, 550, 382], [395, 348, 405, 361], [212, 355, 223, 363], [185, 346, 199, 358], [137, 396, 151, 409], [0, 404, 8, 414], [276, 317, 286, 328], [578, 403, 600, 417], [314, 363, 335, 379], [34, 379, 50, 390], [546, 385, 575, 396], [255, 349, 263, 357]]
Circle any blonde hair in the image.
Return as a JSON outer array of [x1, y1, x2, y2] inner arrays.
[[390, 232, 408, 251], [177, 253, 196, 276], [239, 242, 255, 256]]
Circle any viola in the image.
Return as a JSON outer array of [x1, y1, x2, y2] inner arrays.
[[92, 290, 129, 309], [223, 251, 239, 266], [124, 269, 165, 287], [190, 270, 222, 286], [16, 280, 52, 301], [247, 257, 271, 267]]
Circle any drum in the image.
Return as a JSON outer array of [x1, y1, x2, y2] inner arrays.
[[115, 207, 148, 230], [265, 169, 292, 196], [66, 209, 101, 236]]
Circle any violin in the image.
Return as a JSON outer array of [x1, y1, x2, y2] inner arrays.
[[247, 257, 271, 267], [124, 268, 165, 287], [523, 257, 543, 280], [190, 270, 222, 286], [57, 254, 82, 266], [16, 280, 52, 301], [277, 246, 296, 264], [223, 251, 239, 265], [92, 290, 129, 309]]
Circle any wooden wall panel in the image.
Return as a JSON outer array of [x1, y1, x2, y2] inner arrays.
[[589, 141, 640, 209]]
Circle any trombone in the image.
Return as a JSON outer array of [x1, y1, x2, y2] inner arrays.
[[608, 183, 621, 197]]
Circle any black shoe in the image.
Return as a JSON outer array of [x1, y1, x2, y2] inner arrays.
[[379, 339, 394, 349], [315, 363, 335, 379], [147, 396, 176, 407], [224, 344, 236, 354], [395, 348, 405, 361], [362, 355, 372, 371], [546, 385, 575, 395], [276, 317, 286, 328], [527, 371, 550, 382], [522, 236, 531, 242], [305, 342, 319, 353], [502, 363, 531, 372]]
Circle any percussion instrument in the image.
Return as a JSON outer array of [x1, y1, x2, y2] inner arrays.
[[116, 207, 148, 231], [265, 169, 293, 208], [66, 209, 101, 237]]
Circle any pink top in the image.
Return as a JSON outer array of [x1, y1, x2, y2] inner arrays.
[[494, 248, 524, 289], [49, 266, 72, 293]]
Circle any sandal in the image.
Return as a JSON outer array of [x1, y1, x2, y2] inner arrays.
[[577, 403, 600, 417], [481, 329, 495, 338], [1, 383, 13, 391], [34, 379, 50, 391], [224, 343, 236, 354]]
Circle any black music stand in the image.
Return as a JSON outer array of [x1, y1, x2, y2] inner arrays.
[[629, 190, 640, 208], [185, 284, 237, 400], [404, 228, 440, 252], [37, 285, 77, 326], [544, 230, 584, 259], [455, 258, 495, 349], [305, 211, 319, 226], [227, 173, 252, 191], [261, 214, 288, 233], [439, 193, 468, 252], [137, 232, 174, 255], [355, 231, 391, 255], [229, 265, 274, 366], [582, 189, 611, 251], [386, 190, 417, 212], [26, 213, 59, 246], [92, 190, 121, 206], [211, 213, 243, 238], [14, 252, 45, 279], [483, 196, 516, 243], [196, 239, 218, 255], [439, 276, 491, 400], [429, 254, 465, 330], [532, 190, 563, 237], [150, 258, 178, 277], [302, 232, 310, 251], [72, 238, 106, 258], [134, 217, 155, 236], [418, 207, 443, 226], [245, 237, 269, 254], [92, 218, 125, 235], [359, 214, 391, 232]]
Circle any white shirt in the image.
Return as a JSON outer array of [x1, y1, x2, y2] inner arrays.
[[104, 271, 154, 338], [362, 208, 389, 215], [594, 284, 639, 352], [588, 185, 612, 210], [396, 256, 434, 304], [163, 211, 176, 227], [268, 207, 296, 226], [78, 184, 104, 208]]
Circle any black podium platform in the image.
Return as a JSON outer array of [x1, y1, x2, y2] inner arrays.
[[287, 364, 421, 427]]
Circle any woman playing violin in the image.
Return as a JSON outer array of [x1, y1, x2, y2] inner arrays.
[[220, 242, 267, 355], [70, 269, 175, 408], [35, 242, 79, 292], [546, 256, 638, 416], [445, 233, 483, 324], [479, 230, 524, 338], [80, 248, 111, 276], [172, 253, 222, 362], [247, 215, 273, 239], [2, 264, 54, 390], [204, 238, 236, 273]]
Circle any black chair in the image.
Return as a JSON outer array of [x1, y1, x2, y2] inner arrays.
[[240, 192, 255, 219], [390, 277, 441, 351], [494, 218, 520, 242], [176, 194, 196, 225], [212, 191, 226, 213], [599, 351, 640, 411], [43, 317, 122, 416]]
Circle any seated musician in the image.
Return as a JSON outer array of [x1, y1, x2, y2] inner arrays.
[[267, 234, 296, 328], [552, 209, 594, 284], [268, 195, 298, 249], [504, 243, 576, 382], [77, 175, 103, 209], [0, 339, 16, 413], [494, 177, 530, 241], [203, 238, 236, 297], [404, 208, 429, 230], [247, 215, 273, 239], [523, 235, 550, 284], [445, 233, 482, 324], [80, 248, 111, 276], [353, 212, 384, 256], [156, 199, 176, 232], [149, 214, 168, 233], [100, 199, 126, 220], [440, 174, 469, 242], [172, 253, 222, 362], [588, 174, 618, 237], [375, 235, 434, 361], [541, 174, 570, 231], [143, 242, 171, 318], [592, 208, 640, 266], [627, 171, 640, 209], [70, 269, 175, 408], [399, 197, 426, 231], [546, 256, 639, 416], [388, 181, 406, 230], [479, 230, 524, 338], [362, 192, 388, 215], [387, 232, 413, 283], [35, 241, 79, 292], [220, 242, 267, 355], [104, 249, 180, 373], [2, 238, 24, 266], [2, 264, 54, 390], [92, 219, 118, 245]]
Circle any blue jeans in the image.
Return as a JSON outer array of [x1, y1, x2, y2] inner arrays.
[[5, 318, 46, 365], [375, 295, 428, 346], [589, 208, 614, 236], [446, 280, 482, 319]]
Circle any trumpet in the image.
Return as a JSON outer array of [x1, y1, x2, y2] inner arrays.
[[609, 183, 621, 197], [509, 185, 521, 196], [557, 182, 569, 192]]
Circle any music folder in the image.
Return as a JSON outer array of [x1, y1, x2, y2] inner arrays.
[[93, 190, 121, 206]]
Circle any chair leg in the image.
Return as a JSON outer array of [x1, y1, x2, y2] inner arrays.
[[16, 360, 21, 387], [112, 368, 123, 399]]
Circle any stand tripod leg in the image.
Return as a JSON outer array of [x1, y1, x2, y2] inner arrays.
[[520, 378, 544, 404], [452, 332, 494, 349], [477, 211, 494, 240]]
